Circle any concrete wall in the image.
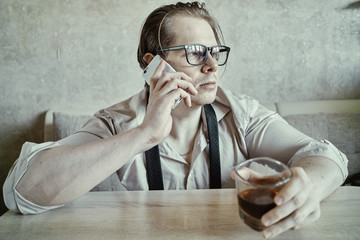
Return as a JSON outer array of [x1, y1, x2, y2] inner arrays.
[[1, 0, 359, 215]]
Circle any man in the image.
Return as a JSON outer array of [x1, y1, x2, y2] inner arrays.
[[3, 2, 348, 239]]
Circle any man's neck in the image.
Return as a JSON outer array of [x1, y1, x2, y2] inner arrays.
[[166, 103, 202, 159]]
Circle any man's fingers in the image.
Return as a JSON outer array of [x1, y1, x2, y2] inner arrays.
[[275, 167, 308, 205], [151, 60, 166, 80], [261, 188, 309, 227], [262, 205, 320, 239]]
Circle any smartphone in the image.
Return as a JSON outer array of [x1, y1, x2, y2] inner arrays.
[[142, 55, 182, 109]]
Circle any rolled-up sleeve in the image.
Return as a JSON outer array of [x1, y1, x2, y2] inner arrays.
[[287, 139, 348, 181], [2, 113, 115, 215], [246, 113, 348, 182], [3, 141, 64, 214]]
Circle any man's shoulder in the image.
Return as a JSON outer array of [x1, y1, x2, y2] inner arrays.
[[106, 89, 147, 112], [215, 87, 259, 113], [92, 89, 147, 130]]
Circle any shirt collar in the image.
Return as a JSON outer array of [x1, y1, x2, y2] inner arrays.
[[140, 86, 230, 122], [201, 89, 231, 123], [210, 101, 230, 122]]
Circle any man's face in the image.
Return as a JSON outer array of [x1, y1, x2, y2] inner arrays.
[[165, 16, 219, 107]]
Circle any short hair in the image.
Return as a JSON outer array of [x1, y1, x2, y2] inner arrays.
[[137, 1, 224, 69]]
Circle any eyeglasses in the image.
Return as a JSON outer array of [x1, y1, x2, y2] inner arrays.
[[156, 44, 230, 66]]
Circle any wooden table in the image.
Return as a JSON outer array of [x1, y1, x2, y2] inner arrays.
[[0, 186, 359, 240]]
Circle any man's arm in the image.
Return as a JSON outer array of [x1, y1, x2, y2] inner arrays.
[[261, 156, 344, 239], [292, 157, 344, 201], [16, 126, 151, 207], [244, 112, 347, 239], [14, 62, 198, 210]]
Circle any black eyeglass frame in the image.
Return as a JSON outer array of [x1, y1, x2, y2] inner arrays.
[[156, 44, 231, 66]]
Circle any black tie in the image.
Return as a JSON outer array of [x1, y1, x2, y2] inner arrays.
[[145, 104, 221, 190]]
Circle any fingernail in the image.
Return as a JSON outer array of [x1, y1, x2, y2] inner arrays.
[[275, 196, 284, 205], [262, 217, 270, 226], [263, 229, 272, 239]]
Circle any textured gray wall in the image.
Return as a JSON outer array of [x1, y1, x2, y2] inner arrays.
[[1, 0, 359, 215]]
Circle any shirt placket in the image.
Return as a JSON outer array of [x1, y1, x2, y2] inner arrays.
[[186, 120, 209, 189]]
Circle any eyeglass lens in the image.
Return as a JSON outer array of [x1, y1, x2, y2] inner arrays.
[[185, 45, 228, 66]]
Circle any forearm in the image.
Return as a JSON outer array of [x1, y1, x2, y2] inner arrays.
[[16, 126, 150, 207], [291, 156, 344, 201]]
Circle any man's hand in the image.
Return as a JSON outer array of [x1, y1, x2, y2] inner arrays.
[[260, 167, 321, 239], [139, 60, 198, 147]]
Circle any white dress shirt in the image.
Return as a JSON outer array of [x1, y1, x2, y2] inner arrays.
[[3, 87, 349, 214]]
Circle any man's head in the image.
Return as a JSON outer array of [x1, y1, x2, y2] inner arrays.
[[138, 2, 229, 107], [137, 2, 224, 70]]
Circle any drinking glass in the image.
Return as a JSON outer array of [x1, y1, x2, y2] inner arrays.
[[234, 157, 292, 231]]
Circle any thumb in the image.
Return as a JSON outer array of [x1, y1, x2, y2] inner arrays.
[[235, 167, 264, 181]]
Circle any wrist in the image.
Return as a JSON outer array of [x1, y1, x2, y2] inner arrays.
[[132, 124, 160, 152]]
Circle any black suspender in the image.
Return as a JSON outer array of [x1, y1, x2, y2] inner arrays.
[[203, 104, 221, 189], [145, 145, 165, 190], [145, 104, 221, 190]]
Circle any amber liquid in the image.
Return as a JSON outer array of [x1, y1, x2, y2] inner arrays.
[[237, 188, 278, 231]]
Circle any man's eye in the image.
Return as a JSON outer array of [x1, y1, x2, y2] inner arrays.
[[189, 52, 204, 59], [212, 52, 219, 60]]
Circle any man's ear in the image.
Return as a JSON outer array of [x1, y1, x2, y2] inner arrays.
[[143, 53, 155, 65]]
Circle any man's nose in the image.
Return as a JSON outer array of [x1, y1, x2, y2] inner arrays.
[[202, 52, 218, 73]]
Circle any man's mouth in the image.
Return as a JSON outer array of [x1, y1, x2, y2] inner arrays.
[[199, 81, 217, 89]]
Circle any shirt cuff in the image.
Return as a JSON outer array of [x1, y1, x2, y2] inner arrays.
[[14, 188, 64, 214], [3, 141, 64, 214]]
